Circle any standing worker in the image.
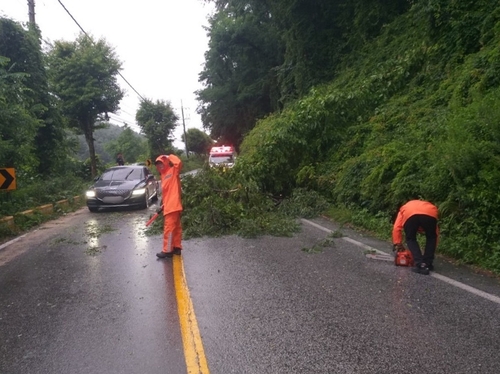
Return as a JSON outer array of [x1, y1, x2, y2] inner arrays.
[[116, 152, 124, 166], [392, 199, 439, 275], [155, 154, 183, 258]]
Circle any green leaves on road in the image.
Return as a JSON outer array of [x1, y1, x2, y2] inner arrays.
[[145, 165, 329, 239]]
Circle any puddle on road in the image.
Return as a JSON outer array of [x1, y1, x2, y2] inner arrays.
[[48, 209, 160, 256]]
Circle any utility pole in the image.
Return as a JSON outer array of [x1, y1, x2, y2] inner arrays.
[[181, 101, 189, 159], [28, 0, 36, 25]]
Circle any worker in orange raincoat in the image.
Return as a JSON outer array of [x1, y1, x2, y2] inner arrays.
[[154, 154, 183, 258], [392, 200, 439, 275]]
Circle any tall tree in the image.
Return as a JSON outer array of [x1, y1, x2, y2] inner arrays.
[[0, 17, 67, 175], [0, 56, 40, 170], [46, 34, 124, 178], [182, 128, 213, 156], [199, 0, 411, 145], [135, 99, 179, 158], [196, 2, 284, 147], [206, 0, 411, 98]]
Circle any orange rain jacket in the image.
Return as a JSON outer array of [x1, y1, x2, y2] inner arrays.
[[392, 200, 439, 244], [155, 154, 183, 215]]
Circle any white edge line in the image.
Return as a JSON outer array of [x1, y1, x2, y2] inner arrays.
[[430, 273, 500, 304], [301, 218, 500, 306], [0, 233, 29, 251], [301, 219, 387, 256]]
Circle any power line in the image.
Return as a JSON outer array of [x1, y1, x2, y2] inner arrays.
[[107, 113, 142, 133], [107, 112, 133, 124], [107, 113, 136, 125], [56, 0, 146, 102], [119, 108, 136, 118]]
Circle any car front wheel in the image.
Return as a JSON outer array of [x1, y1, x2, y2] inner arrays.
[[152, 185, 159, 202], [140, 190, 150, 209]]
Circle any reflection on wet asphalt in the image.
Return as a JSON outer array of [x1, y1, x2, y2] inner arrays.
[[0, 203, 186, 374], [1, 206, 500, 374]]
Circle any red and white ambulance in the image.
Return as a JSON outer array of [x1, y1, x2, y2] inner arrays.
[[208, 145, 236, 168]]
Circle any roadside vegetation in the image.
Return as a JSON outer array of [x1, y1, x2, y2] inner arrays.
[[145, 165, 329, 239], [0, 17, 207, 240], [3, 1, 500, 274], [0, 154, 205, 237], [196, 1, 500, 274]]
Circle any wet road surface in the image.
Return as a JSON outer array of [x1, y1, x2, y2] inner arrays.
[[183, 219, 500, 374], [1, 207, 500, 373], [0, 205, 185, 374]]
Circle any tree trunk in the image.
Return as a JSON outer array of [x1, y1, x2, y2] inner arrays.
[[84, 126, 97, 179]]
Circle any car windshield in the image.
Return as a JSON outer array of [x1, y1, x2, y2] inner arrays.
[[210, 155, 234, 164], [100, 167, 143, 181]]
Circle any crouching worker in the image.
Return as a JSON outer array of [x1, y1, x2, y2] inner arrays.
[[155, 154, 183, 258], [392, 200, 439, 275]]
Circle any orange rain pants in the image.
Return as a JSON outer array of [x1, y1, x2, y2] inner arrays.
[[162, 211, 182, 254]]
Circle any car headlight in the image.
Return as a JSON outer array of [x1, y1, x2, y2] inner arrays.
[[132, 188, 146, 196], [86, 190, 96, 198]]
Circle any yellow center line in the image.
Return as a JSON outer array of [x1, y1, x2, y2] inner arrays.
[[173, 255, 210, 374]]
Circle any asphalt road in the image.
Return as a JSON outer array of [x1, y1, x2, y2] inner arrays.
[[1, 206, 500, 374]]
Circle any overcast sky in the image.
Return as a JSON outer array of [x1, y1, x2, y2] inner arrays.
[[1, 0, 214, 149]]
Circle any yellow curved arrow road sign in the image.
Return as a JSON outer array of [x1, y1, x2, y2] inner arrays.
[[0, 168, 16, 190]]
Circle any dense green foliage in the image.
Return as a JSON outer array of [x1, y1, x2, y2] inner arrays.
[[0, 19, 89, 235], [0, 18, 166, 230], [198, 0, 410, 146], [183, 128, 213, 156], [46, 34, 124, 178], [4, 0, 500, 275], [135, 99, 179, 158], [0, 18, 67, 175], [233, 0, 500, 272], [146, 165, 329, 239], [104, 125, 148, 165], [0, 173, 87, 218], [197, 1, 284, 146]]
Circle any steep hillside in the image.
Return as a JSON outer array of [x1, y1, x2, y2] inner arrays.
[[239, 1, 500, 271]]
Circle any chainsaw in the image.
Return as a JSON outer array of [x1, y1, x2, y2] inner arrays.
[[394, 245, 414, 267]]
